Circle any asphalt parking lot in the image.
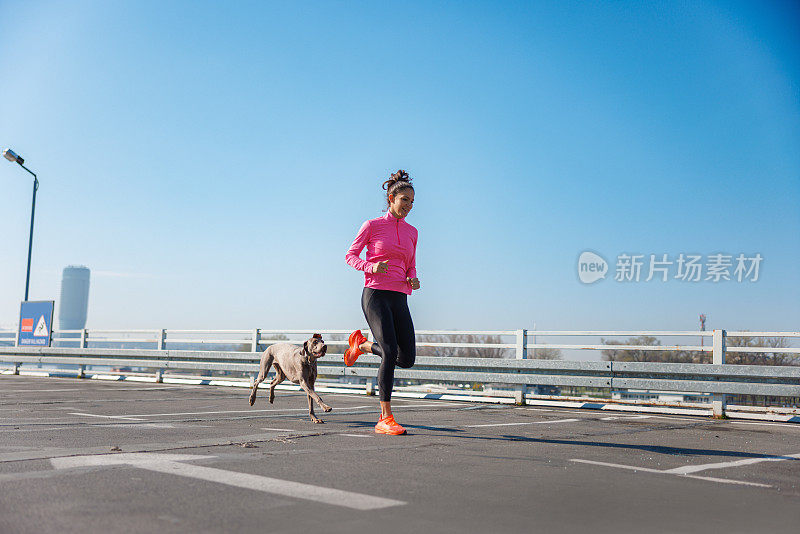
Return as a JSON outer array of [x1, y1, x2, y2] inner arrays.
[[1, 375, 799, 533]]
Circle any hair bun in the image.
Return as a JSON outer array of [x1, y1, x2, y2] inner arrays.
[[391, 169, 409, 182], [383, 169, 411, 191]]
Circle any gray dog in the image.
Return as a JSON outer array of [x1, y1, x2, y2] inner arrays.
[[248, 333, 332, 423]]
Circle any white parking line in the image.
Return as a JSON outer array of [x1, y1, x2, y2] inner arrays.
[[124, 408, 321, 417], [730, 421, 800, 429], [663, 453, 800, 475], [260, 428, 295, 432], [386, 401, 466, 408], [50, 453, 405, 510], [340, 434, 372, 438], [466, 418, 580, 428], [105, 423, 177, 429], [682, 474, 773, 487], [69, 412, 146, 421], [600, 415, 653, 421], [142, 463, 404, 509], [570, 459, 662, 474], [78, 406, 373, 418], [1, 388, 87, 393], [570, 459, 772, 488]]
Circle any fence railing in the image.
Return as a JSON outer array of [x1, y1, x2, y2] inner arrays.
[[1, 328, 798, 418]]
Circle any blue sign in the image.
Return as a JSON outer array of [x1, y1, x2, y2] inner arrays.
[[18, 301, 54, 347]]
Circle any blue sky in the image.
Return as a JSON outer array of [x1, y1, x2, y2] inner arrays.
[[1, 0, 798, 335]]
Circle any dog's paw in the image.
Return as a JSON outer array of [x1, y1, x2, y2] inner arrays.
[[248, 396, 256, 406], [313, 419, 325, 424], [322, 405, 332, 413]]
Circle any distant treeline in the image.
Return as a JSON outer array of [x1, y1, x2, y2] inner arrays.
[[601, 334, 798, 366]]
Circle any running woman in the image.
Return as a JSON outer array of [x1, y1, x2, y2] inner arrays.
[[344, 169, 420, 435]]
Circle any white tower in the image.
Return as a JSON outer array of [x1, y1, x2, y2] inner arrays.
[[59, 266, 90, 330]]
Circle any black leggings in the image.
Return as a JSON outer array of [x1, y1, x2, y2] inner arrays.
[[361, 287, 416, 401]]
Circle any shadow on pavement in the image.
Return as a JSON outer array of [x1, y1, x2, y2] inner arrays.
[[498, 435, 800, 460], [342, 419, 798, 461]]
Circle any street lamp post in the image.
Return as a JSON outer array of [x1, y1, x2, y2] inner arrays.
[[3, 148, 39, 302]]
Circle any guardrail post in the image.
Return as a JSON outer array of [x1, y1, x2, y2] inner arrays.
[[78, 365, 85, 379], [81, 329, 88, 348], [158, 329, 166, 350], [251, 329, 260, 353], [13, 362, 20, 375], [155, 369, 163, 383], [712, 329, 727, 418], [516, 329, 528, 360], [514, 329, 528, 405]]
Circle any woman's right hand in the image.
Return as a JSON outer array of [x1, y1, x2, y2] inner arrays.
[[372, 261, 389, 274]]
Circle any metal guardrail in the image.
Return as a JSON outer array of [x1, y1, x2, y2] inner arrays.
[[3, 327, 794, 356], [2, 327, 799, 418], [0, 346, 613, 388]]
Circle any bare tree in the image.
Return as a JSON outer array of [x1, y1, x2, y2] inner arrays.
[[725, 334, 798, 366], [601, 334, 796, 365], [529, 346, 563, 360], [416, 334, 513, 358], [601, 336, 705, 363], [413, 334, 561, 359]]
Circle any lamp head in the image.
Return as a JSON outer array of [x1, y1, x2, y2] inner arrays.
[[2, 148, 24, 165]]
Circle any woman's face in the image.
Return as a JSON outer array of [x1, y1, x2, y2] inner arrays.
[[389, 188, 414, 219]]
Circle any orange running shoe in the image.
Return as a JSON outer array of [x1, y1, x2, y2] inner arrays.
[[375, 414, 406, 435], [344, 329, 368, 367]]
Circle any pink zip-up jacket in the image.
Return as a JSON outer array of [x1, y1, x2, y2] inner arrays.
[[346, 211, 418, 295]]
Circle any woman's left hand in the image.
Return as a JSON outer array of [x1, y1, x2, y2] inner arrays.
[[407, 277, 420, 290]]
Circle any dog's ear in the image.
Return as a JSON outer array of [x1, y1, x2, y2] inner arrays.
[[303, 340, 309, 354], [312, 333, 322, 339]]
